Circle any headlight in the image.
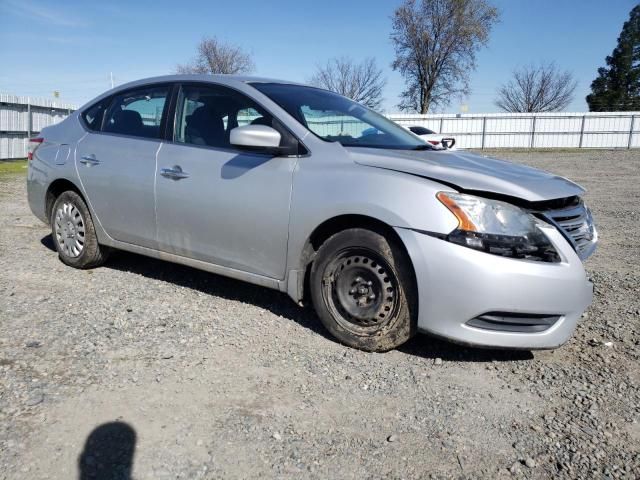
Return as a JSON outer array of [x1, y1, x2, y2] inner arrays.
[[436, 192, 559, 262]]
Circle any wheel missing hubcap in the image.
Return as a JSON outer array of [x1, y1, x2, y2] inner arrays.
[[323, 250, 398, 334]]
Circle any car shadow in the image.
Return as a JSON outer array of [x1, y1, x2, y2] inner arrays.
[[399, 335, 533, 362], [41, 233, 56, 251], [41, 234, 532, 363]]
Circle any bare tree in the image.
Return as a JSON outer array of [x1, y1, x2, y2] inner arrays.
[[176, 36, 254, 75], [495, 63, 577, 112], [309, 57, 386, 110], [391, 0, 499, 113]]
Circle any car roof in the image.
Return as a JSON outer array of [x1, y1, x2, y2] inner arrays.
[[114, 74, 306, 91], [78, 74, 309, 111]]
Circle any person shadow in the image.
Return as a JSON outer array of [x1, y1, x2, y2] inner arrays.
[[78, 422, 136, 480]]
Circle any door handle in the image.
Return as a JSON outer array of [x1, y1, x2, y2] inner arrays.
[[79, 155, 100, 166], [160, 166, 190, 180]]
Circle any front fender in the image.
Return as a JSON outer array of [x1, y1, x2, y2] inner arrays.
[[284, 159, 458, 300]]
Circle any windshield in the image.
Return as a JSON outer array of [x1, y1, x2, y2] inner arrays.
[[250, 83, 429, 150]]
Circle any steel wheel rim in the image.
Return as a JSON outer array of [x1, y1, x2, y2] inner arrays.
[[322, 248, 399, 336], [54, 202, 85, 258]]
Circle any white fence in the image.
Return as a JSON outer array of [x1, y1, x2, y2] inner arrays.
[[1, 91, 639, 159], [389, 111, 640, 149], [0, 94, 75, 160]]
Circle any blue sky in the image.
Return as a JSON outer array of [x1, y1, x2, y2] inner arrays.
[[0, 0, 636, 112]]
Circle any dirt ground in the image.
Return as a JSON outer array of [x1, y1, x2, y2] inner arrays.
[[0, 150, 638, 479]]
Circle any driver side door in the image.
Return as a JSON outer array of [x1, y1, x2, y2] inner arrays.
[[154, 83, 298, 279]]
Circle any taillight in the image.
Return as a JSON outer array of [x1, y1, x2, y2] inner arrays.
[[27, 137, 44, 161], [428, 140, 440, 146]]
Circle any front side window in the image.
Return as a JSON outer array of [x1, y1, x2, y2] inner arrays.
[[250, 83, 429, 150], [103, 85, 170, 139], [174, 84, 276, 149]]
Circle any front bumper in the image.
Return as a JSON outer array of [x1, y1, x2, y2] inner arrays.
[[395, 225, 593, 349]]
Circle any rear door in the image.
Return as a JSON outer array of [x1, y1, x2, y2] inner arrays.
[[154, 82, 297, 278], [76, 84, 171, 247]]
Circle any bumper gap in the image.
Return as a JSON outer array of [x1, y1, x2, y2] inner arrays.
[[466, 312, 561, 333]]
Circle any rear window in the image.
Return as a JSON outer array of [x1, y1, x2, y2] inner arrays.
[[409, 126, 435, 135], [81, 99, 110, 131], [102, 85, 170, 139]]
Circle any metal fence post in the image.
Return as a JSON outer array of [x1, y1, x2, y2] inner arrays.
[[530, 116, 537, 149], [27, 99, 32, 139], [481, 116, 487, 150], [439, 117, 444, 134], [579, 115, 586, 148], [628, 115, 636, 149]]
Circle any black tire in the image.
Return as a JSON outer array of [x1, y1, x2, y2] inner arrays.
[[310, 228, 418, 352], [50, 190, 109, 269]]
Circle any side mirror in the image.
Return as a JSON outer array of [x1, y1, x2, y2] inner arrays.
[[230, 124, 282, 152], [441, 137, 456, 149]]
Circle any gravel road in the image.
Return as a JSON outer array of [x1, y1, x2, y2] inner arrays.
[[1, 150, 639, 479]]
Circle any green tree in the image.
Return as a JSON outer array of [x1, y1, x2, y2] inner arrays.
[[586, 5, 640, 111]]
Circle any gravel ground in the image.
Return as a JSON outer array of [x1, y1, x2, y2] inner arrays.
[[0, 150, 639, 479]]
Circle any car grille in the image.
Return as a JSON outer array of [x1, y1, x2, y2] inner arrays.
[[542, 201, 597, 260]]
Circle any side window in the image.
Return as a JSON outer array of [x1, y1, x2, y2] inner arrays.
[[103, 85, 170, 139], [81, 99, 110, 131], [174, 84, 275, 148]]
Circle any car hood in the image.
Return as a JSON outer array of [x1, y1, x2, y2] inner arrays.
[[348, 148, 584, 202]]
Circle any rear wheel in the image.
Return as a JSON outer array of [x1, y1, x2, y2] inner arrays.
[[310, 228, 417, 352], [50, 191, 109, 269]]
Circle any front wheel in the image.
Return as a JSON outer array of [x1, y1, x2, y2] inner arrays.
[[310, 228, 417, 352]]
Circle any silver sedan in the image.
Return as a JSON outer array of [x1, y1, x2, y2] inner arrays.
[[27, 75, 596, 352]]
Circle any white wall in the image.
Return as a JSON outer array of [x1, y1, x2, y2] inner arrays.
[[388, 111, 640, 149], [0, 94, 74, 159], [2, 91, 639, 159]]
